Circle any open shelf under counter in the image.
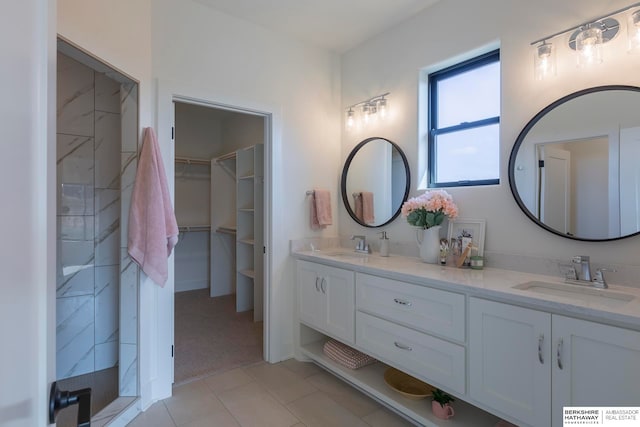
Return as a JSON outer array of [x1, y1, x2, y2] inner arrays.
[[299, 340, 501, 427]]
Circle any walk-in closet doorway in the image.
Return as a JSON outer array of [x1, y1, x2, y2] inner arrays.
[[172, 100, 269, 385]]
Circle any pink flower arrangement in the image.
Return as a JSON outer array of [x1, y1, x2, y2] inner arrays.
[[401, 190, 458, 229]]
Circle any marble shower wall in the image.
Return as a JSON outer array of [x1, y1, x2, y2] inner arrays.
[[119, 82, 139, 396], [56, 53, 137, 390]]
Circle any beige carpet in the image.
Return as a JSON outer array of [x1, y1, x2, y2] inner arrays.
[[174, 289, 263, 385]]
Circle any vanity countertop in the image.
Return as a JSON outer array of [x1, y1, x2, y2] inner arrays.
[[292, 248, 640, 330]]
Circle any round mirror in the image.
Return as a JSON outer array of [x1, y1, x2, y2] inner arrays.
[[509, 85, 640, 241], [341, 137, 410, 227]]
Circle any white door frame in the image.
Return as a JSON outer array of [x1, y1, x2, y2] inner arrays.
[[155, 80, 276, 402]]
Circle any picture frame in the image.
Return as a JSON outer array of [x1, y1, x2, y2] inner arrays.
[[447, 218, 486, 257]]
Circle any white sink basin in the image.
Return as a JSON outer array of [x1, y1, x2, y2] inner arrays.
[[318, 250, 369, 262], [320, 251, 369, 260], [513, 281, 635, 308]]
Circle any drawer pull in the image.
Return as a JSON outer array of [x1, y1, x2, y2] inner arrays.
[[315, 277, 320, 292], [394, 341, 413, 351], [538, 334, 544, 364], [393, 298, 412, 307]]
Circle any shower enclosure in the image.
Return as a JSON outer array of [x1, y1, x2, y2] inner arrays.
[[55, 39, 139, 424]]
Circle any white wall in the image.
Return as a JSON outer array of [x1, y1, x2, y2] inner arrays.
[[152, 0, 342, 368], [1, 1, 55, 425], [340, 0, 640, 266]]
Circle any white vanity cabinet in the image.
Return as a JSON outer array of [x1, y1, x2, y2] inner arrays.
[[470, 297, 640, 427], [297, 260, 355, 344]]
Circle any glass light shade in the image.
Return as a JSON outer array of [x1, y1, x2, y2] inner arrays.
[[346, 109, 355, 131], [628, 10, 640, 53], [362, 103, 371, 124], [575, 24, 603, 67], [378, 98, 388, 119], [534, 42, 556, 80]]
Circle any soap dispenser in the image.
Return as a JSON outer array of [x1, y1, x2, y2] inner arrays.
[[379, 231, 390, 257]]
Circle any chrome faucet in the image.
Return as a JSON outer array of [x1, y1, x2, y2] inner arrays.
[[572, 255, 592, 282], [592, 268, 615, 289], [565, 256, 615, 289], [350, 235, 370, 254]]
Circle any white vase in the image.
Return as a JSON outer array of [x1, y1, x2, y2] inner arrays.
[[416, 226, 441, 264]]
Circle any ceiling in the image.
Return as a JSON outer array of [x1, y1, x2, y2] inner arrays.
[[194, 0, 441, 53]]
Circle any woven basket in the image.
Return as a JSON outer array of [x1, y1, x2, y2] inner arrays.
[[323, 339, 377, 369]]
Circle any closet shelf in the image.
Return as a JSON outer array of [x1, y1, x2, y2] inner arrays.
[[178, 224, 211, 232], [215, 151, 237, 162], [214, 152, 237, 179], [216, 226, 237, 235], [238, 269, 255, 279], [238, 208, 254, 213], [239, 174, 255, 180], [238, 238, 255, 245], [175, 156, 210, 166]]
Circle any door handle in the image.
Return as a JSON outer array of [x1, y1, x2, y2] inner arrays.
[[320, 277, 327, 294], [557, 338, 564, 370], [315, 277, 320, 292], [538, 334, 544, 364], [49, 381, 92, 427]]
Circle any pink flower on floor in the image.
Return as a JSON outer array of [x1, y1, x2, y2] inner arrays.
[[401, 190, 458, 229]]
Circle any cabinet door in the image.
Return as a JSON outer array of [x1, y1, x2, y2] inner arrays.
[[322, 265, 355, 344], [297, 260, 355, 344], [297, 260, 325, 331], [469, 298, 551, 426], [552, 315, 640, 427]]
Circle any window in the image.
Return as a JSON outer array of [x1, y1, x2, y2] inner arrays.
[[428, 50, 500, 187]]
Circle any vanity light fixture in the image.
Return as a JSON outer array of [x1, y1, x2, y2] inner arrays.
[[362, 103, 372, 124], [573, 22, 606, 67], [346, 108, 355, 131], [378, 97, 388, 119], [534, 41, 556, 80], [628, 9, 640, 52], [531, 2, 640, 80], [344, 92, 390, 131]]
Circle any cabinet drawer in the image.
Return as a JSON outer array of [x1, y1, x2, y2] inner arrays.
[[356, 273, 465, 341], [356, 311, 466, 394]]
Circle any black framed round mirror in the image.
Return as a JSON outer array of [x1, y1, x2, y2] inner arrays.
[[341, 137, 411, 228], [508, 85, 640, 241]]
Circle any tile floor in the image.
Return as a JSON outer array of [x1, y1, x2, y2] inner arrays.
[[128, 359, 415, 427]]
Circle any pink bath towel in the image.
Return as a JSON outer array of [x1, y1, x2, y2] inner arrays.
[[311, 189, 332, 229], [361, 191, 375, 225], [128, 127, 179, 287]]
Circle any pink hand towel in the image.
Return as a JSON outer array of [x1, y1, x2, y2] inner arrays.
[[354, 193, 364, 222], [311, 189, 332, 229], [361, 191, 375, 225], [128, 127, 179, 287]]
